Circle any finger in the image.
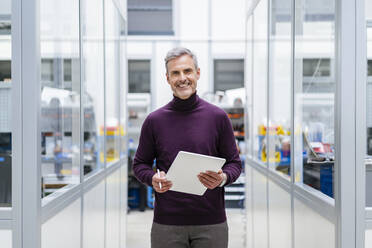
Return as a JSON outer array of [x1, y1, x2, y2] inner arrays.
[[204, 171, 221, 179], [198, 176, 215, 188], [157, 185, 172, 193], [198, 174, 215, 185], [199, 172, 219, 183], [153, 177, 168, 183], [160, 171, 166, 178], [162, 181, 172, 187]]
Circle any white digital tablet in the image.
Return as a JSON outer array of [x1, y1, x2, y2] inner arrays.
[[166, 151, 226, 196]]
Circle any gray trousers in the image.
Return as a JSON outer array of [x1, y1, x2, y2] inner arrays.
[[151, 221, 228, 248]]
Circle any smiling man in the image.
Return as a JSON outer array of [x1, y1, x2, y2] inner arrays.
[[133, 47, 242, 248]]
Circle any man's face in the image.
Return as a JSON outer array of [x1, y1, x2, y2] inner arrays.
[[166, 54, 200, 100]]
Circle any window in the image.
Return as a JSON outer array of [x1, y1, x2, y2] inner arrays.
[[41, 59, 54, 82], [214, 59, 244, 92], [368, 60, 372, 77], [294, 0, 335, 198], [0, 61, 11, 82], [40, 0, 81, 198], [63, 59, 72, 82], [128, 0, 173, 35], [128, 60, 151, 93], [0, 10, 11, 208], [303, 58, 331, 77], [0, 15, 11, 35], [269, 0, 292, 177]]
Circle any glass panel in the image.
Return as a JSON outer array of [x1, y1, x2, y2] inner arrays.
[[294, 0, 335, 198], [253, 0, 268, 163], [268, 0, 292, 177], [0, 0, 12, 207], [128, 60, 150, 93], [366, 27, 372, 207], [40, 0, 81, 197], [120, 19, 127, 159], [105, 0, 121, 166], [81, 0, 104, 177], [245, 16, 253, 157], [214, 59, 244, 92]]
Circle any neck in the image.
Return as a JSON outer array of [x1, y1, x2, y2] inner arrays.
[[170, 92, 199, 111]]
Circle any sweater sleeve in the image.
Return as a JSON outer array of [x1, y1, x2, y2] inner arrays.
[[218, 113, 242, 186], [132, 116, 156, 186]]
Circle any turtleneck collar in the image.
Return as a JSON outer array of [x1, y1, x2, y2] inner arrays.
[[170, 92, 200, 111]]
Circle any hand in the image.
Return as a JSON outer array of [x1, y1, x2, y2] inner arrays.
[[198, 169, 225, 190], [152, 171, 172, 193]]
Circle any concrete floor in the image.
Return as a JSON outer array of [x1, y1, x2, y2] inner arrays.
[[126, 208, 246, 248]]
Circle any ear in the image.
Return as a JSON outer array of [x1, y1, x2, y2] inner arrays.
[[166, 72, 170, 84], [196, 68, 200, 80]]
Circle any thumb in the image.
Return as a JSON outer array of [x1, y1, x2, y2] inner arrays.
[[160, 171, 166, 178]]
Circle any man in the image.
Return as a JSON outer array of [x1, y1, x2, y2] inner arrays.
[[133, 47, 242, 248]]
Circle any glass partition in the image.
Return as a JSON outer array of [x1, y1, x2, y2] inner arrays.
[[268, 0, 292, 177], [0, 0, 12, 207], [104, 0, 121, 166], [253, 0, 268, 164], [366, 26, 372, 207], [40, 0, 81, 197], [82, 0, 104, 178], [120, 20, 127, 160], [245, 16, 253, 157], [294, 0, 335, 198]]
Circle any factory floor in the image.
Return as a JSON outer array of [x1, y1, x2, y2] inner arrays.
[[127, 208, 246, 248]]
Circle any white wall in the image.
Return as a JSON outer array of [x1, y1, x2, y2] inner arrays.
[[294, 199, 335, 248], [106, 170, 121, 248], [177, 0, 209, 39], [42, 198, 81, 248], [366, 229, 372, 248], [83, 182, 105, 248], [268, 181, 291, 248], [252, 169, 268, 248], [211, 0, 246, 40], [0, 0, 11, 15], [366, 0, 372, 21], [0, 230, 12, 248]]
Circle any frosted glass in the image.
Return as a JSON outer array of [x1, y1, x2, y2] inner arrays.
[[42, 198, 81, 248], [252, 169, 268, 248], [0, 230, 12, 248], [268, 181, 291, 248], [294, 198, 335, 248], [106, 170, 121, 248], [83, 181, 105, 248]]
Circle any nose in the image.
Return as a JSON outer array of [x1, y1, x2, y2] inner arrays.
[[179, 72, 186, 82]]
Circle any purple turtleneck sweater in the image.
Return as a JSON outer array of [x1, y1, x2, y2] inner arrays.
[[133, 93, 242, 225]]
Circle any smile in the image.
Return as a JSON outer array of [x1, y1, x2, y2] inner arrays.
[[176, 82, 191, 88]]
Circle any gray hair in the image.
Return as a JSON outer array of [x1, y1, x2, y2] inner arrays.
[[164, 47, 199, 73]]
